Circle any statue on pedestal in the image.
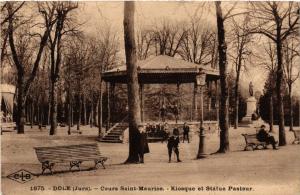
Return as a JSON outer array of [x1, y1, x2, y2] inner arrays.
[[249, 82, 254, 97], [240, 81, 257, 126]]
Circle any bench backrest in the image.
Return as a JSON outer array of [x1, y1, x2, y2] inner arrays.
[[242, 134, 263, 143], [34, 143, 103, 163], [294, 130, 300, 138]]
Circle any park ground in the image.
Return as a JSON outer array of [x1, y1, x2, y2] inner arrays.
[[1, 124, 300, 195]]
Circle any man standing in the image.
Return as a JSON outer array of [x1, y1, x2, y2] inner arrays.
[[182, 122, 190, 143], [167, 127, 181, 163], [138, 125, 150, 163]]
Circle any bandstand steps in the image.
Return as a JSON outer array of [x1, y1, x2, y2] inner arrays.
[[99, 123, 128, 143]]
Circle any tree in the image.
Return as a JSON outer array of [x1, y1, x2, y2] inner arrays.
[[123, 1, 142, 163], [248, 2, 299, 146], [152, 19, 187, 57], [5, 2, 55, 133], [47, 2, 78, 135], [283, 36, 300, 131], [136, 27, 154, 60], [1, 2, 25, 64], [179, 19, 216, 66], [215, 1, 230, 153], [95, 28, 119, 136], [228, 15, 253, 129], [260, 41, 277, 132]]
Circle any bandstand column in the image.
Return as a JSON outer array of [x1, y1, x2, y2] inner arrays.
[[111, 82, 115, 124], [106, 82, 110, 131], [139, 84, 144, 122], [177, 83, 180, 122], [193, 82, 198, 121], [206, 80, 212, 121], [207, 81, 212, 113], [215, 80, 219, 124]]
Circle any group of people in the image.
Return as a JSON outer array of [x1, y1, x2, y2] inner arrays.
[[137, 122, 278, 164], [137, 122, 191, 163], [145, 123, 169, 137]]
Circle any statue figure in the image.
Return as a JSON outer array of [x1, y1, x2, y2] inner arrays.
[[249, 82, 254, 97]]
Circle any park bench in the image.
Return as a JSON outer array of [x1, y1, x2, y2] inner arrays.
[[0, 122, 16, 134], [292, 130, 300, 144], [241, 134, 267, 151], [34, 143, 108, 175]]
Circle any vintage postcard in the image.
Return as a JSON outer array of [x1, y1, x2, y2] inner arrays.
[[1, 1, 300, 195]]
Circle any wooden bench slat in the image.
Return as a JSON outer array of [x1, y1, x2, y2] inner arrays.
[[36, 154, 105, 159], [36, 151, 101, 155], [34, 143, 108, 174], [34, 144, 97, 149], [37, 157, 107, 163]]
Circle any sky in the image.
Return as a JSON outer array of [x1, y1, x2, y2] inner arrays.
[[3, 1, 300, 96], [78, 1, 296, 94]]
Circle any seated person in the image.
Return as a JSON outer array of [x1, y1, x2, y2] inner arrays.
[[256, 125, 278, 150], [145, 123, 151, 133], [150, 123, 156, 136], [156, 123, 161, 132]]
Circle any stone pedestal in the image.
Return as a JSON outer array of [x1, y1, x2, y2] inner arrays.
[[240, 97, 257, 126]]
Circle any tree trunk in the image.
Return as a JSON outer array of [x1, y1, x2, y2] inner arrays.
[[47, 101, 50, 125], [289, 85, 293, 131], [49, 80, 58, 135], [83, 94, 87, 126], [269, 93, 274, 132], [90, 100, 94, 128], [275, 37, 286, 146], [30, 101, 33, 128], [215, 1, 229, 153], [77, 94, 82, 131], [71, 102, 74, 127], [37, 100, 40, 129], [39, 103, 43, 130], [234, 77, 240, 129], [124, 1, 142, 164], [25, 101, 29, 123], [98, 81, 103, 137], [68, 91, 71, 135], [16, 75, 25, 134]]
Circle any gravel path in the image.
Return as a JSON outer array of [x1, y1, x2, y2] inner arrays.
[[1, 125, 300, 195]]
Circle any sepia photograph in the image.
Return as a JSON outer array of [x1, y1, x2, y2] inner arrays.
[[1, 1, 300, 195]]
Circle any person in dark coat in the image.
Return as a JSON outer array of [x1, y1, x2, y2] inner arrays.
[[138, 125, 150, 163], [182, 122, 190, 143], [167, 127, 181, 163], [256, 125, 278, 150]]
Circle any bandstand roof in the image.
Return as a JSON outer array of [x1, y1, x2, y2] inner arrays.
[[102, 55, 219, 84]]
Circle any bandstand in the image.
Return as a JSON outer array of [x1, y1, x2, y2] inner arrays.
[[100, 55, 220, 143]]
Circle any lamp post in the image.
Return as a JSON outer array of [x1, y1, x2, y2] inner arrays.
[[196, 73, 207, 159]]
